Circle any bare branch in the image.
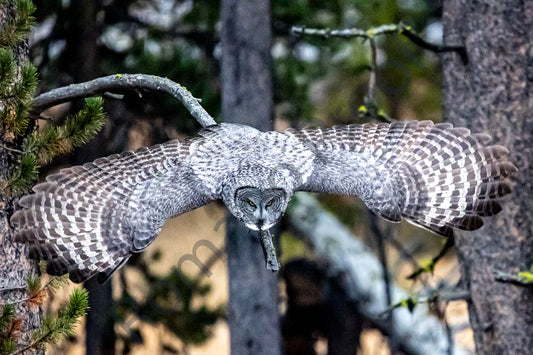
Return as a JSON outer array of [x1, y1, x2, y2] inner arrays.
[[287, 193, 469, 355], [32, 74, 217, 128], [291, 23, 467, 63], [407, 237, 454, 280], [367, 37, 377, 103], [495, 270, 533, 286]]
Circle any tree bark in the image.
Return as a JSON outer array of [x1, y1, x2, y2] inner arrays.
[[0, 1, 42, 353], [442, 2, 533, 353], [221, 1, 281, 354]]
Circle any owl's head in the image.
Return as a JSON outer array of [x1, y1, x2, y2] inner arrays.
[[221, 164, 298, 231], [229, 186, 288, 231]]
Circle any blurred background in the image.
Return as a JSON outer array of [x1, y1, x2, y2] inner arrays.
[[28, 0, 472, 354]]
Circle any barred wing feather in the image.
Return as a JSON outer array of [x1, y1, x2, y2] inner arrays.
[[290, 120, 516, 237]]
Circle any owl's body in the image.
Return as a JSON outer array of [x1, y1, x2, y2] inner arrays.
[[12, 121, 515, 283]]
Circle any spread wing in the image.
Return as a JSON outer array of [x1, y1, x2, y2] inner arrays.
[[11, 138, 216, 283], [285, 120, 516, 236]]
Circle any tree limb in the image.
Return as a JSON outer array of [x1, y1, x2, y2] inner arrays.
[[291, 23, 467, 63], [32, 74, 217, 128]]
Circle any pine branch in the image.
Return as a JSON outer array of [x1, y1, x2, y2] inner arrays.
[[1, 275, 80, 354], [0, 304, 16, 334], [0, 153, 38, 198], [23, 97, 106, 164], [0, 56, 38, 135], [0, 275, 69, 307], [0, 49, 16, 93], [0, 0, 36, 47], [60, 96, 106, 148], [0, 337, 17, 354], [0, 304, 17, 354], [1, 97, 105, 198], [16, 288, 89, 354]]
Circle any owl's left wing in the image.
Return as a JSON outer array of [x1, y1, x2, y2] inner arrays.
[[11, 139, 216, 283], [285, 120, 516, 237]]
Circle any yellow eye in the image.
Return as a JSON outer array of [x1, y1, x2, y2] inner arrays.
[[265, 200, 273, 207], [247, 200, 256, 207]]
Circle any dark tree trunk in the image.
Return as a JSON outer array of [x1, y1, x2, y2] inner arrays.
[[220, 1, 281, 355], [61, 1, 116, 354], [63, 0, 101, 83], [0, 2, 42, 353], [442, 2, 533, 354]]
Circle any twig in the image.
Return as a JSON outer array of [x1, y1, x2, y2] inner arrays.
[[382, 289, 471, 316], [494, 271, 533, 286], [444, 315, 454, 355], [400, 29, 467, 63], [367, 37, 377, 103], [0, 143, 25, 154], [103, 92, 124, 100], [407, 237, 454, 280], [369, 212, 397, 354], [0, 276, 64, 305], [31, 74, 217, 128], [260, 230, 280, 272], [0, 284, 26, 292], [292, 23, 467, 63], [292, 24, 398, 39], [418, 289, 471, 304]]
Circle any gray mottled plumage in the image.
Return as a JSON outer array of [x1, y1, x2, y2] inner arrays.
[[11, 120, 516, 283]]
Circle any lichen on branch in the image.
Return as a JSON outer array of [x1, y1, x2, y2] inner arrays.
[[32, 74, 216, 128]]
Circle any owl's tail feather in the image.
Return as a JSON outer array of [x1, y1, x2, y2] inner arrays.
[[392, 123, 516, 237], [11, 176, 131, 283]]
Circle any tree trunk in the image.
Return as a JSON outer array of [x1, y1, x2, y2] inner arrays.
[[442, 2, 533, 353], [220, 1, 281, 354], [0, 1, 42, 353], [58, 1, 117, 353]]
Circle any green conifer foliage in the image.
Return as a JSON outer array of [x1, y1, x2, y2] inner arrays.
[[0, 0, 35, 47], [0, 3, 106, 199], [1, 1, 99, 353], [28, 288, 89, 352]]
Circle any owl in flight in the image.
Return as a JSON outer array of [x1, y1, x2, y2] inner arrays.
[[12, 120, 515, 283]]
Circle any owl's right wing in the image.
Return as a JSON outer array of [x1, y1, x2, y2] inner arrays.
[[286, 120, 516, 237], [11, 138, 216, 283]]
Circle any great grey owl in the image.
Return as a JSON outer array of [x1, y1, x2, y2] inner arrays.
[[11, 120, 516, 283]]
